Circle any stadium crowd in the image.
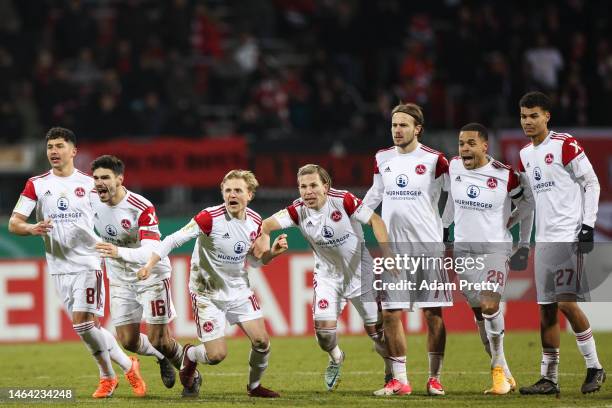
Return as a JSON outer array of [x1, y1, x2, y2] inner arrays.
[[1, 0, 611, 150]]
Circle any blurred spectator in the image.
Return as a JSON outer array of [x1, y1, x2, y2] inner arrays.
[[524, 33, 564, 91]]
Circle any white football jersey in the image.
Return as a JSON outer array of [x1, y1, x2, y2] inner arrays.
[[155, 204, 261, 301], [91, 189, 171, 285], [12, 169, 100, 274], [519, 131, 595, 242], [274, 189, 374, 296], [364, 144, 449, 242], [448, 157, 522, 244]]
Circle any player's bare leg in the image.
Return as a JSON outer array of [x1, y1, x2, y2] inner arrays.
[[558, 301, 606, 393], [423, 307, 446, 395], [315, 320, 345, 391], [239, 319, 279, 397], [480, 294, 513, 395], [148, 324, 182, 388], [520, 303, 560, 395], [373, 309, 412, 396]]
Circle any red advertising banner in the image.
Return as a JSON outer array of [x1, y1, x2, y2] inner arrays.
[[74, 136, 248, 188], [0, 254, 550, 343]]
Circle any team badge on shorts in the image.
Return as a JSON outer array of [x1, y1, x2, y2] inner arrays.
[[121, 219, 131, 230], [202, 321, 214, 333], [545, 153, 554, 164], [415, 164, 426, 175], [74, 187, 85, 197], [487, 177, 498, 189], [318, 299, 329, 309], [331, 210, 342, 222]]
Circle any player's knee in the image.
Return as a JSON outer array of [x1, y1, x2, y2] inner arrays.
[[315, 328, 337, 352], [206, 349, 226, 365], [251, 337, 269, 352], [122, 336, 140, 352], [480, 301, 499, 316], [382, 311, 401, 327], [557, 301, 577, 316]]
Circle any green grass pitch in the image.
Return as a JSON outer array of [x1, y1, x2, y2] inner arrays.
[[2, 332, 610, 407]]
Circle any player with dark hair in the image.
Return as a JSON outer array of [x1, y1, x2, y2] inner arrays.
[[92, 155, 184, 391], [8, 128, 146, 398], [516, 91, 605, 395]]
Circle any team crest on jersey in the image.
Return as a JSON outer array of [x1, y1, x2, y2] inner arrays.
[[396, 174, 409, 188], [322, 226, 334, 238], [415, 164, 426, 175], [105, 225, 118, 236], [331, 210, 343, 222], [467, 185, 480, 198], [487, 177, 498, 189], [250, 231, 258, 242], [318, 299, 329, 309], [57, 197, 69, 211], [545, 153, 554, 164], [534, 167, 542, 181], [74, 187, 85, 197], [234, 241, 246, 254], [202, 321, 214, 333], [121, 219, 131, 230]]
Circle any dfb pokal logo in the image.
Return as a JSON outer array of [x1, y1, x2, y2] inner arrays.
[[534, 167, 542, 181], [545, 153, 554, 164], [466, 185, 480, 198], [234, 241, 246, 254], [202, 321, 214, 333], [330, 210, 342, 222], [74, 187, 85, 197], [105, 225, 118, 236], [57, 197, 69, 211], [487, 177, 498, 189], [396, 174, 408, 188], [415, 164, 426, 175], [318, 299, 329, 309], [322, 226, 334, 238]]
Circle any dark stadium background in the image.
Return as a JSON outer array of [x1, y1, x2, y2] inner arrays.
[[1, 1, 611, 341]]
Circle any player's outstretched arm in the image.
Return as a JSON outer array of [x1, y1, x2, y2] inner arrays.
[[252, 217, 282, 259], [8, 213, 52, 236], [260, 233, 288, 265]]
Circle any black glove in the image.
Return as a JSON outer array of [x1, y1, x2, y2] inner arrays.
[[578, 224, 594, 254], [509, 246, 529, 271], [443, 228, 450, 243]]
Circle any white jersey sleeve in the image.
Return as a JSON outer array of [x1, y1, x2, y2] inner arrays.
[[363, 173, 384, 210], [572, 163, 600, 228], [344, 191, 373, 224], [273, 206, 299, 229], [155, 217, 203, 259], [13, 180, 37, 216]]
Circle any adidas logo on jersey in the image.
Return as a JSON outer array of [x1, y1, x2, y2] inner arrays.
[[384, 167, 391, 173], [222, 232, 230, 239], [44, 190, 52, 196], [526, 162, 531, 168], [306, 221, 314, 227], [455, 176, 461, 182]]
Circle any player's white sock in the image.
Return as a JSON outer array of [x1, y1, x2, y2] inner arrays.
[[328, 345, 343, 364], [187, 344, 210, 364], [100, 327, 133, 373], [574, 328, 603, 369], [74, 322, 115, 379], [248, 344, 270, 390], [368, 328, 392, 376], [428, 352, 444, 380], [483, 310, 507, 370], [541, 348, 559, 383], [166, 340, 184, 369], [389, 356, 408, 384], [137, 333, 165, 360]]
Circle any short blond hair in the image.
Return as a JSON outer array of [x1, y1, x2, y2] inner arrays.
[[297, 164, 332, 187], [220, 169, 259, 193]]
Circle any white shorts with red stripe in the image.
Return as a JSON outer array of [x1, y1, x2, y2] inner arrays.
[[52, 270, 105, 317], [535, 242, 588, 304], [190, 290, 263, 343], [109, 278, 176, 325]]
